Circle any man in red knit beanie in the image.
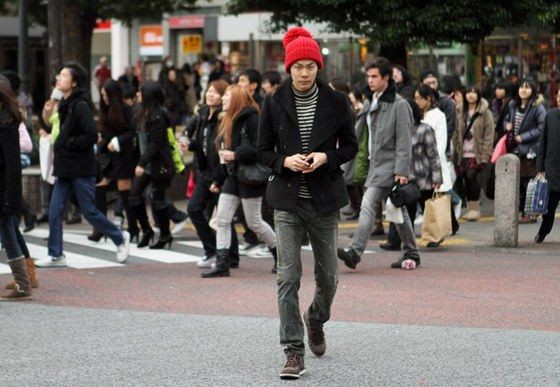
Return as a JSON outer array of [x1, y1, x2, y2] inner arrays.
[[257, 26, 357, 379]]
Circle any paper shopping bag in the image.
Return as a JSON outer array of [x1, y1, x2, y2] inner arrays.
[[421, 194, 452, 243]]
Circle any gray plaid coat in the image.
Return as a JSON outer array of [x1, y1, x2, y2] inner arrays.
[[410, 122, 442, 191]]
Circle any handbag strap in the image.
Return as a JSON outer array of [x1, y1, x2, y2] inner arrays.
[[463, 112, 480, 141]]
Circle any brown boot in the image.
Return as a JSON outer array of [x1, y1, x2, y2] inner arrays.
[[5, 257, 38, 290], [0, 258, 33, 301]]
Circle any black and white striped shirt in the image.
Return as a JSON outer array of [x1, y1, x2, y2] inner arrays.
[[293, 83, 318, 198]]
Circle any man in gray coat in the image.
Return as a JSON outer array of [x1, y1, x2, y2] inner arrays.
[[338, 57, 420, 269]]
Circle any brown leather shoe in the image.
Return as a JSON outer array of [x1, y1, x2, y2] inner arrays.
[[5, 258, 38, 290], [303, 310, 326, 357], [279, 352, 305, 379]]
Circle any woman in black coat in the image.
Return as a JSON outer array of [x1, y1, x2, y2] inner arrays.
[[185, 80, 240, 268], [535, 90, 560, 243], [201, 85, 277, 278], [34, 63, 130, 268], [503, 79, 546, 222], [131, 81, 175, 249], [89, 79, 139, 242], [0, 77, 32, 300], [163, 69, 186, 126]]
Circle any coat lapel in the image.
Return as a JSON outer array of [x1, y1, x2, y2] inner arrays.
[[307, 80, 344, 152], [273, 80, 299, 129]]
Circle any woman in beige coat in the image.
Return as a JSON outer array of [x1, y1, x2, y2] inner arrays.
[[452, 86, 494, 221]]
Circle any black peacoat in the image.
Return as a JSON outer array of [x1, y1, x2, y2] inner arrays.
[[257, 77, 358, 214], [538, 107, 560, 192]]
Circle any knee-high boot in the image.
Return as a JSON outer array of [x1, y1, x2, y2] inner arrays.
[[119, 190, 139, 242]]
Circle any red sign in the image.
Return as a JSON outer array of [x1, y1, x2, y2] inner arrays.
[[139, 25, 164, 56], [169, 15, 205, 29], [95, 19, 111, 31]]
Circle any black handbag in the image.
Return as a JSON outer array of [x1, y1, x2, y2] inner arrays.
[[236, 125, 271, 185], [389, 180, 421, 208]]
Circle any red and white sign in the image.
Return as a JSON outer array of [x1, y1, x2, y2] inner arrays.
[[139, 25, 164, 56], [169, 15, 205, 29], [95, 19, 111, 31]]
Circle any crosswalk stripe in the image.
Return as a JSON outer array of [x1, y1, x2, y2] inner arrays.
[[26, 243, 123, 269], [26, 229, 200, 264], [0, 263, 11, 274]]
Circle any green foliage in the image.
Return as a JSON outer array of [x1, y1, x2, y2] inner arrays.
[[228, 0, 560, 44]]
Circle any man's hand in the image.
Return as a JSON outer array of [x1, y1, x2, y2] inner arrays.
[[515, 135, 522, 143], [135, 166, 144, 177], [283, 154, 312, 172], [302, 152, 328, 174], [395, 175, 409, 185], [432, 183, 441, 190]]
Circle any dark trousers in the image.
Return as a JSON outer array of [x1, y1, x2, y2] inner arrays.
[[187, 175, 239, 261], [538, 191, 560, 237], [0, 216, 23, 260], [455, 166, 482, 202], [130, 174, 170, 238], [387, 190, 433, 246]]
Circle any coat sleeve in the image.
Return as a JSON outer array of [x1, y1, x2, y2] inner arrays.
[[115, 106, 136, 150], [480, 110, 495, 163], [324, 94, 358, 172], [138, 116, 166, 168], [1, 123, 22, 214], [451, 111, 461, 164], [234, 113, 259, 164], [440, 97, 456, 141], [65, 102, 99, 151], [393, 100, 413, 177], [425, 127, 443, 185], [520, 105, 546, 143], [257, 95, 287, 175], [537, 112, 548, 172]]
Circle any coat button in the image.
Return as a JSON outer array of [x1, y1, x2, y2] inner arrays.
[[283, 145, 286, 149], [287, 183, 292, 187]]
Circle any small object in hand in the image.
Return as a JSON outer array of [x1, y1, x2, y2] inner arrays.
[[307, 158, 314, 166], [401, 259, 417, 270], [218, 149, 227, 164]]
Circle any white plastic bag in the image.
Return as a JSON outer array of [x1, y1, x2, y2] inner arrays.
[[39, 135, 56, 184], [385, 197, 404, 224]]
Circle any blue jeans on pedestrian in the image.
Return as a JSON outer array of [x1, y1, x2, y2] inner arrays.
[[274, 199, 339, 355], [48, 176, 124, 257], [0, 216, 24, 261]]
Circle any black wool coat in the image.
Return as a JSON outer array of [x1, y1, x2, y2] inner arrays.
[[217, 106, 264, 199], [257, 77, 358, 214], [0, 113, 22, 216], [538, 107, 560, 192], [53, 89, 98, 178], [189, 104, 223, 183]]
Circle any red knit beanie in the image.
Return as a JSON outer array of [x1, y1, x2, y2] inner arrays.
[[283, 27, 323, 72]]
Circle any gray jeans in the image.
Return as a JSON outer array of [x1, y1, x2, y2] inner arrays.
[[350, 186, 419, 259], [274, 199, 339, 355], [216, 194, 276, 249]]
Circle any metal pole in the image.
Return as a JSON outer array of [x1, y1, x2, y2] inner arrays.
[[48, 0, 63, 83], [18, 0, 29, 93]]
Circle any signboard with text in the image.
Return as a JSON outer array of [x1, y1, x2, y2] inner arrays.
[[139, 25, 164, 56], [181, 34, 203, 55]]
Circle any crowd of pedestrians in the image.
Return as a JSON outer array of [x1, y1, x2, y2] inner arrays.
[[2, 25, 560, 380]]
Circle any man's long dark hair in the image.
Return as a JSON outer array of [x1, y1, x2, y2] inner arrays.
[[135, 80, 165, 131], [0, 75, 23, 124], [99, 79, 125, 135]]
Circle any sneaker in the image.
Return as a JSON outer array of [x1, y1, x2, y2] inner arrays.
[[197, 255, 216, 268], [171, 218, 188, 235], [239, 243, 260, 256], [246, 245, 272, 258], [336, 247, 360, 269], [303, 310, 326, 357], [116, 231, 131, 263], [391, 256, 420, 269], [35, 255, 67, 268], [113, 216, 124, 229], [279, 353, 306, 379]]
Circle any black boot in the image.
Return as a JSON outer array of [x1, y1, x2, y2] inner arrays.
[[131, 198, 154, 248], [119, 190, 139, 242], [201, 249, 230, 278], [270, 246, 277, 274]]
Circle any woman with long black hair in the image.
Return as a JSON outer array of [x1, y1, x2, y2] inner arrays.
[[201, 85, 277, 278], [503, 79, 546, 223], [88, 79, 139, 242], [131, 81, 175, 249], [0, 77, 33, 300], [35, 63, 130, 267]]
